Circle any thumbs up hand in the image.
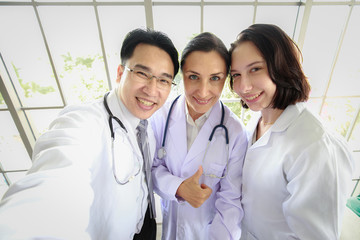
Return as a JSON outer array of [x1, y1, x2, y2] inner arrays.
[[176, 166, 213, 208]]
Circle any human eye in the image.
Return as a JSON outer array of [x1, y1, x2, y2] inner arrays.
[[158, 78, 172, 87], [250, 66, 262, 73], [188, 74, 199, 80], [231, 73, 240, 79], [134, 70, 149, 79], [210, 76, 221, 81]]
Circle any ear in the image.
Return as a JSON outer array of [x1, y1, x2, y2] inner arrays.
[[116, 65, 125, 83]]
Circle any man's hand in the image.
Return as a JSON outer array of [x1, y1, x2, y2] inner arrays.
[[176, 166, 212, 208]]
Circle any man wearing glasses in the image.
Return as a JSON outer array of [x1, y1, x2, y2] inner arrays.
[[0, 28, 179, 240]]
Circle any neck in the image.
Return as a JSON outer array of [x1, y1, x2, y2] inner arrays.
[[260, 108, 283, 126]]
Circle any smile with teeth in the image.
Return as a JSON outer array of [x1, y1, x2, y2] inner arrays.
[[245, 92, 262, 101], [194, 97, 210, 104], [138, 98, 154, 106]]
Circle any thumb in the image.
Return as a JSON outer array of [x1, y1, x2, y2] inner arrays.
[[200, 183, 212, 193], [191, 166, 203, 182]]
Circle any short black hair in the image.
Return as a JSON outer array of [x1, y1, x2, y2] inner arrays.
[[121, 28, 179, 77], [181, 32, 230, 75], [229, 24, 310, 109]]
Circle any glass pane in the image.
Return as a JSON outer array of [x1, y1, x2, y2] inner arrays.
[[27, 109, 62, 139], [204, 5, 254, 48], [155, 0, 199, 2], [0, 6, 63, 107], [98, 6, 146, 85], [328, 6, 360, 97], [307, 98, 322, 114], [255, 6, 299, 38], [320, 97, 360, 137], [301, 6, 349, 98], [96, 0, 144, 2], [224, 102, 255, 126], [293, 6, 304, 42], [0, 0, 30, 2], [153, 6, 201, 53], [348, 113, 360, 151], [205, 0, 251, 2], [38, 6, 109, 105], [314, 0, 348, 2], [37, 0, 91, 2], [258, 0, 298, 2], [0, 111, 32, 172]]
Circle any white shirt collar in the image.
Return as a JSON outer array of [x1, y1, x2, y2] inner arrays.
[[185, 101, 212, 150]]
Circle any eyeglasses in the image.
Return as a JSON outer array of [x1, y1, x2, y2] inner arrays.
[[124, 66, 176, 90]]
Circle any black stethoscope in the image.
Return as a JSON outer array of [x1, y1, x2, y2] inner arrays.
[[104, 92, 141, 185], [157, 95, 230, 178]]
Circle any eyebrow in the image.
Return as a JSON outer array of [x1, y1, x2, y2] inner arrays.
[[230, 60, 265, 72], [186, 70, 225, 76], [134, 63, 173, 79], [211, 72, 225, 76]]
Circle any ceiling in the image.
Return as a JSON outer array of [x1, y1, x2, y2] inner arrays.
[[0, 0, 359, 196]]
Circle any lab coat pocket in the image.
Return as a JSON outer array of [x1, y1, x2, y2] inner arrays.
[[202, 163, 226, 186], [112, 134, 140, 184]]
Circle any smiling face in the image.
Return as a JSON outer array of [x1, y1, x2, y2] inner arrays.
[[116, 43, 174, 120], [182, 50, 227, 121], [231, 41, 277, 112]]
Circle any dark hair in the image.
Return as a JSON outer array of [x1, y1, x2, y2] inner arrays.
[[229, 24, 310, 109], [181, 32, 230, 74], [121, 28, 179, 77]]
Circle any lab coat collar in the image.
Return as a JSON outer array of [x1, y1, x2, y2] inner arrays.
[[169, 95, 218, 127], [165, 95, 223, 169], [187, 100, 223, 162], [174, 95, 224, 164], [248, 102, 306, 149]]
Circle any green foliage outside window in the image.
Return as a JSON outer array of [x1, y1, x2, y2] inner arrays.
[[12, 63, 55, 99], [60, 52, 109, 103]]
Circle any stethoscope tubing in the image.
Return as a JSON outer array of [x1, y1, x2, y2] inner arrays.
[[161, 95, 181, 148], [104, 92, 143, 185], [104, 92, 128, 136], [158, 95, 229, 165]]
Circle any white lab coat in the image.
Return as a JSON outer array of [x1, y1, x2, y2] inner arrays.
[[150, 95, 248, 240], [240, 102, 354, 240], [0, 90, 153, 240]]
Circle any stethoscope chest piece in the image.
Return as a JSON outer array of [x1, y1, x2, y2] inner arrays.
[[157, 147, 166, 159]]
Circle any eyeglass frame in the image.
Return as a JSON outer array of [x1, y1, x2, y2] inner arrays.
[[124, 65, 176, 89]]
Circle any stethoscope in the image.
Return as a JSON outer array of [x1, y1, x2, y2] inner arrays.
[[157, 96, 230, 179], [104, 92, 141, 185]]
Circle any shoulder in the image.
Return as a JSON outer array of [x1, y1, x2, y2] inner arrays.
[[286, 104, 350, 153], [288, 106, 329, 141]]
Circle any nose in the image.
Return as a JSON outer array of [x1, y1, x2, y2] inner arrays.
[[234, 75, 252, 94], [143, 77, 158, 95], [198, 80, 210, 98]]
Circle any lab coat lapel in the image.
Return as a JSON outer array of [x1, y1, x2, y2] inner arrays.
[[167, 95, 189, 166], [248, 103, 304, 150], [185, 101, 222, 164]]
